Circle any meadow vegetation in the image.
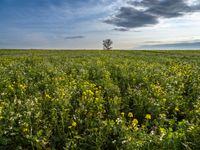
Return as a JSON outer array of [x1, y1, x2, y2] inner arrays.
[[0, 50, 200, 150]]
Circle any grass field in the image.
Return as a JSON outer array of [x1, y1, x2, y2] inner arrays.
[[0, 50, 200, 149]]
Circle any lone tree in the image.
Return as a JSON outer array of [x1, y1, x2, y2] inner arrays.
[[103, 39, 113, 50]]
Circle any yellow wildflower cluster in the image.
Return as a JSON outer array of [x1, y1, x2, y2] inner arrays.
[[145, 114, 151, 120], [150, 83, 164, 97], [132, 119, 138, 127], [8, 85, 14, 91], [83, 90, 94, 96], [45, 93, 51, 99], [128, 112, 133, 118], [121, 112, 125, 117], [68, 120, 77, 129], [126, 112, 139, 130], [19, 84, 27, 90], [129, 118, 139, 131], [22, 123, 29, 133], [58, 88, 66, 98]]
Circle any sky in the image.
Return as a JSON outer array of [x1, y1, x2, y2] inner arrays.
[[0, 0, 200, 49]]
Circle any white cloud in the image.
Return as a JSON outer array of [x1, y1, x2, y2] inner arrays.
[[185, 0, 200, 6]]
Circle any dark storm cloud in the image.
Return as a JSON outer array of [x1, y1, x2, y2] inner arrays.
[[104, 7, 158, 28], [105, 0, 200, 30], [131, 0, 191, 18], [64, 36, 85, 40]]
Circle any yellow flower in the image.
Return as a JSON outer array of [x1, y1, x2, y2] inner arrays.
[[145, 114, 151, 120], [84, 90, 94, 96], [159, 127, 166, 135], [175, 106, 179, 111], [142, 124, 145, 129], [68, 120, 77, 129], [128, 112, 133, 118], [72, 121, 77, 127], [121, 112, 125, 117], [8, 85, 14, 91], [134, 126, 139, 131], [19, 84, 26, 90], [132, 119, 138, 127], [22, 123, 29, 133], [45, 94, 51, 99]]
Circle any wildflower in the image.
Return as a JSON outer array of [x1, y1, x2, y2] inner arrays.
[[128, 112, 133, 118], [141, 124, 145, 129], [150, 130, 155, 135], [159, 134, 165, 141], [85, 90, 94, 96], [122, 140, 127, 144], [116, 118, 121, 124], [134, 126, 139, 131], [159, 127, 166, 135], [68, 120, 77, 129], [45, 93, 51, 99], [19, 84, 27, 90], [121, 112, 125, 117], [89, 90, 94, 96], [132, 119, 138, 127], [8, 85, 14, 91], [72, 120, 77, 127], [82, 91, 86, 96], [112, 140, 116, 144], [145, 114, 151, 120], [159, 113, 166, 119], [22, 123, 29, 133], [175, 106, 179, 111]]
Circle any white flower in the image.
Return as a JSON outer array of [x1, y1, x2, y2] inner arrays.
[[122, 140, 127, 144], [116, 118, 121, 124], [112, 140, 116, 144]]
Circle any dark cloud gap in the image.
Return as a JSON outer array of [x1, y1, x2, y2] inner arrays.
[[64, 36, 85, 40], [105, 0, 200, 30]]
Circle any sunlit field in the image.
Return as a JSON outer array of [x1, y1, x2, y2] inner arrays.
[[0, 50, 200, 149]]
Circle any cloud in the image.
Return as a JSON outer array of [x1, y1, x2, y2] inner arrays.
[[104, 0, 200, 30], [113, 27, 142, 32], [113, 27, 130, 31], [141, 40, 200, 49], [130, 0, 191, 18], [104, 7, 158, 28], [64, 36, 85, 40], [144, 40, 163, 44]]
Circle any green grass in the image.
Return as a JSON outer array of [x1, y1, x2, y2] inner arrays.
[[0, 50, 200, 149]]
